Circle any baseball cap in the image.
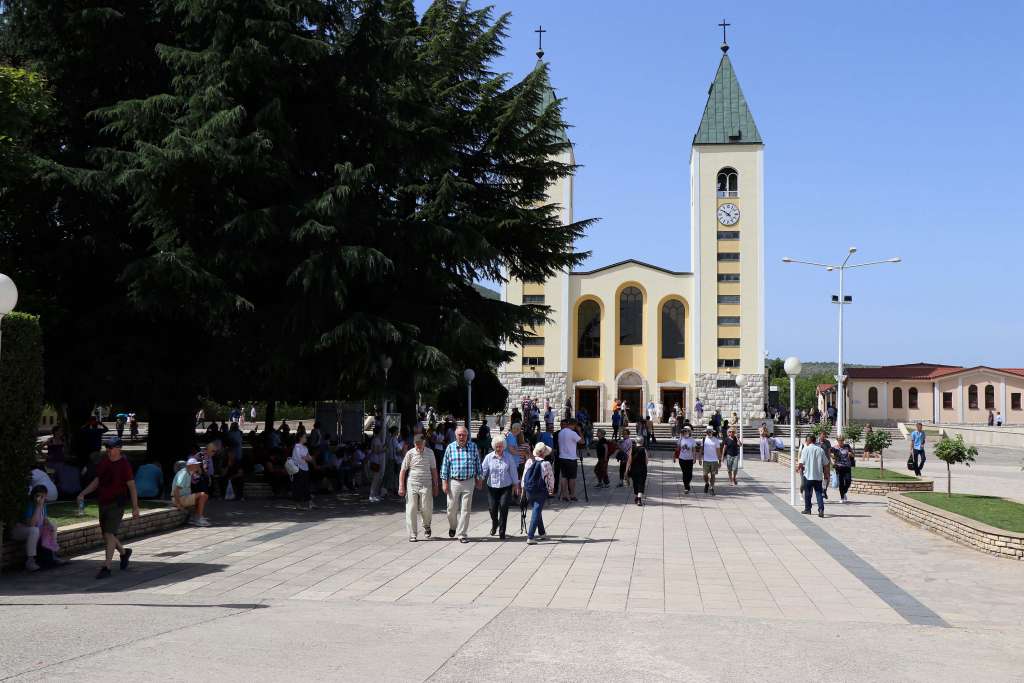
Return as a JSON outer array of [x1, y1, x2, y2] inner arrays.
[[186, 457, 201, 466], [106, 437, 123, 449]]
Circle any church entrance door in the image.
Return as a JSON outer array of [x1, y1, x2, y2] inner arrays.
[[619, 388, 642, 424], [576, 388, 599, 425], [661, 389, 685, 423]]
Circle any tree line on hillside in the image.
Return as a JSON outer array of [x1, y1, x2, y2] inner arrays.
[[0, 0, 593, 470]]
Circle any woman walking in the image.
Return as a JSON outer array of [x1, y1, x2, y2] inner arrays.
[[758, 424, 773, 462], [673, 426, 696, 494], [830, 435, 855, 503], [481, 437, 520, 539], [625, 441, 649, 505], [522, 442, 555, 544], [290, 432, 314, 510]]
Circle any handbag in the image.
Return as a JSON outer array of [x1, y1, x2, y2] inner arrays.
[[906, 455, 916, 471], [284, 459, 299, 476]]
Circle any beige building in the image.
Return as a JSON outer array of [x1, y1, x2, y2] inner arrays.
[[845, 363, 1024, 425], [500, 43, 766, 422]]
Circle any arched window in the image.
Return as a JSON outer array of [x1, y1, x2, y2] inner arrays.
[[892, 387, 903, 409], [577, 300, 601, 358], [968, 385, 978, 410], [909, 387, 918, 409], [716, 167, 739, 197], [619, 287, 643, 345], [985, 385, 995, 410], [661, 300, 685, 359], [868, 387, 878, 408]]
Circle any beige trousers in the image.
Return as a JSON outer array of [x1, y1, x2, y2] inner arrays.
[[405, 482, 433, 537], [446, 478, 475, 538]]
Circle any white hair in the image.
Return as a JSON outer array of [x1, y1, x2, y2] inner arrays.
[[491, 436, 506, 450]]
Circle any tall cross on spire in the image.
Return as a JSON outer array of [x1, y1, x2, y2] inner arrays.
[[535, 25, 547, 59], [718, 19, 731, 53]]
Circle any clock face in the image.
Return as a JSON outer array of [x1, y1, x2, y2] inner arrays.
[[717, 203, 740, 226]]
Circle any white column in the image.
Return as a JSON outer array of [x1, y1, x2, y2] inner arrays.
[[690, 148, 702, 376], [882, 381, 889, 421], [1001, 379, 1007, 419], [958, 378, 964, 423], [933, 383, 940, 424]]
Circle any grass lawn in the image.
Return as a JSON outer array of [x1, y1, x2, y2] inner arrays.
[[46, 500, 169, 529], [905, 493, 1024, 533], [851, 467, 918, 481]]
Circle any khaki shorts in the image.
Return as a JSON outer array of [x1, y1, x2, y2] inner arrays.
[[702, 462, 720, 476], [177, 494, 197, 509]]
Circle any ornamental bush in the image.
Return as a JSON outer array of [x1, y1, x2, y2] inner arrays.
[[0, 312, 44, 532]]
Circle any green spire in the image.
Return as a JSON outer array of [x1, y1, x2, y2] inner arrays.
[[536, 57, 568, 144], [693, 53, 762, 145]]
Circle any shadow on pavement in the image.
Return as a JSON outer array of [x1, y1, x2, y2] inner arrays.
[[0, 561, 230, 597]]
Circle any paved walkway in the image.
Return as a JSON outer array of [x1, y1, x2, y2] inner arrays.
[[3, 449, 1024, 680]]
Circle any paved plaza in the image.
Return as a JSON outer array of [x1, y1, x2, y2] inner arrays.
[[3, 446, 1024, 681]]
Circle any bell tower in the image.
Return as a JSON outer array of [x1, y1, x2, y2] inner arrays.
[[690, 33, 766, 419]]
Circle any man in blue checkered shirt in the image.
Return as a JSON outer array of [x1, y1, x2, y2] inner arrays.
[[441, 426, 483, 542]]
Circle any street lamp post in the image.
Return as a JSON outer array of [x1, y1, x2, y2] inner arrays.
[[464, 368, 475, 432], [0, 274, 19, 368], [735, 373, 747, 468], [380, 355, 393, 427], [782, 249, 900, 434], [784, 356, 801, 506]]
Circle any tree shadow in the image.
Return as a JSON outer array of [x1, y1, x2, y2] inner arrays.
[[0, 561, 230, 597]]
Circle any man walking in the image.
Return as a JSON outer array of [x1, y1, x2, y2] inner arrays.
[[799, 434, 829, 518], [673, 426, 696, 493], [910, 422, 927, 476], [557, 419, 583, 502], [698, 426, 722, 495], [77, 438, 140, 578], [440, 426, 482, 543], [399, 433, 439, 542]]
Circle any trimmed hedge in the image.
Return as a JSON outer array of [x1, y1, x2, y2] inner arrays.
[[0, 312, 44, 531]]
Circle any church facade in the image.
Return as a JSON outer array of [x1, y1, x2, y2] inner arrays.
[[500, 44, 766, 423]]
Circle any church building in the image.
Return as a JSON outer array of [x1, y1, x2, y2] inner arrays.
[[499, 37, 766, 423]]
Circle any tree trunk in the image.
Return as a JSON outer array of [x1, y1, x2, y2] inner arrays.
[[148, 406, 198, 485], [66, 399, 94, 464], [879, 448, 884, 475], [395, 373, 418, 436], [947, 461, 951, 496], [264, 400, 276, 433]]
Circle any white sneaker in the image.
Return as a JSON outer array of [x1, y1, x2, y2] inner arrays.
[[527, 538, 538, 545], [25, 558, 39, 572], [197, 517, 211, 527]]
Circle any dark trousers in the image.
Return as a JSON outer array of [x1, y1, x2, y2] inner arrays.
[[632, 470, 647, 495], [527, 495, 547, 539], [291, 469, 311, 502], [912, 449, 926, 476], [618, 459, 627, 482], [678, 460, 694, 490], [836, 466, 852, 497], [803, 478, 824, 513], [223, 462, 245, 500], [487, 485, 513, 536], [612, 425, 620, 440]]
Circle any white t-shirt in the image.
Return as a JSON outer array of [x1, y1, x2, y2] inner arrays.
[[291, 443, 310, 471], [676, 437, 696, 461], [702, 437, 721, 463], [557, 428, 581, 460]]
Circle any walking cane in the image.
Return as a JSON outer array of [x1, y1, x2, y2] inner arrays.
[[577, 444, 589, 503]]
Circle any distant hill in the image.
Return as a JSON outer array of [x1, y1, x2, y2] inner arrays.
[[797, 361, 878, 377], [473, 284, 500, 301]]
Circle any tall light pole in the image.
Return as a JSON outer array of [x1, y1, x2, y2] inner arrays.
[[464, 368, 475, 431], [782, 249, 900, 434], [735, 373, 747, 468], [784, 356, 801, 506], [0, 274, 18, 368], [380, 355, 393, 426]]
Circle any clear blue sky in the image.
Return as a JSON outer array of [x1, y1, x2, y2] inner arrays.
[[421, 1, 1024, 367]]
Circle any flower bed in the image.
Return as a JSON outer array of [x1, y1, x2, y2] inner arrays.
[[1, 505, 188, 570], [888, 492, 1024, 560]]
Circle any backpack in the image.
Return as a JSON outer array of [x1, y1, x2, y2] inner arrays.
[[524, 459, 547, 499]]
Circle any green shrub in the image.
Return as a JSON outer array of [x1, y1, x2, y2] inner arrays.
[[864, 428, 893, 474], [842, 423, 864, 449], [0, 312, 44, 531]]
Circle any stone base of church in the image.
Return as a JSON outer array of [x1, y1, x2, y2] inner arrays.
[[498, 371, 567, 412], [694, 372, 766, 422]]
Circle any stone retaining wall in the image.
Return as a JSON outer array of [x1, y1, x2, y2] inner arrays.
[[2, 506, 188, 570], [887, 492, 1024, 560], [850, 478, 933, 495]]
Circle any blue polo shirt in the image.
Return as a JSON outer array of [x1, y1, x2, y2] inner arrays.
[[911, 430, 926, 450]]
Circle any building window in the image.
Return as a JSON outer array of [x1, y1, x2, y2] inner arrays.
[[943, 392, 953, 410], [984, 385, 995, 410], [523, 294, 545, 304], [523, 356, 544, 367], [521, 377, 545, 387], [909, 387, 918, 409], [661, 300, 685, 359], [717, 378, 737, 387], [717, 231, 740, 240], [892, 387, 903, 409], [967, 385, 978, 409], [716, 167, 739, 197], [619, 286, 643, 345], [717, 252, 740, 262], [718, 273, 740, 282], [717, 358, 740, 368], [868, 387, 878, 408], [718, 295, 740, 304], [577, 300, 600, 358], [718, 316, 740, 326], [522, 336, 544, 346], [718, 338, 740, 347], [1012, 393, 1022, 411]]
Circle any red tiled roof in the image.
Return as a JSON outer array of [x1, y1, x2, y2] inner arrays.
[[816, 383, 835, 393], [847, 363, 1024, 380]]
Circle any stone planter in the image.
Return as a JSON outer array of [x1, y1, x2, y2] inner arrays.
[[1, 506, 188, 571], [850, 477, 933, 495], [887, 492, 1024, 560]]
